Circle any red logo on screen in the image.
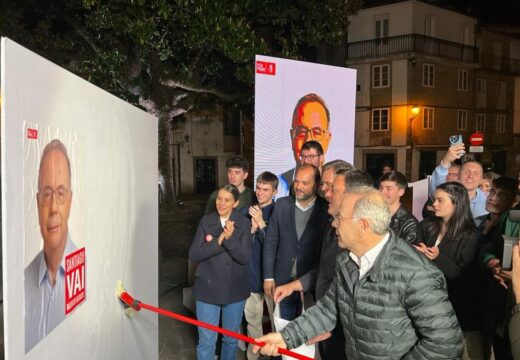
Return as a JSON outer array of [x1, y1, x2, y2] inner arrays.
[[27, 128, 38, 139], [65, 247, 86, 314], [256, 61, 276, 75]]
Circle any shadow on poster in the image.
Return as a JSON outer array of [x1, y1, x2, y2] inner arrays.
[[23, 126, 86, 353]]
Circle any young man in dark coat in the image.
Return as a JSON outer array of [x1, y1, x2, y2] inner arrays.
[[379, 170, 420, 244], [241, 172, 278, 360]]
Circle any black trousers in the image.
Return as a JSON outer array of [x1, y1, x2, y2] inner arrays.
[[318, 323, 348, 360]]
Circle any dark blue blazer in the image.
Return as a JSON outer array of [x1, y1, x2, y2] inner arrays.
[[240, 203, 275, 293], [189, 209, 252, 305], [263, 195, 328, 286]]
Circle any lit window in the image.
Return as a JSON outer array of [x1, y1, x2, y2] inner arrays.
[[457, 70, 468, 91], [423, 107, 434, 129], [372, 108, 389, 131], [372, 65, 390, 88], [423, 64, 435, 87], [457, 109, 467, 130]]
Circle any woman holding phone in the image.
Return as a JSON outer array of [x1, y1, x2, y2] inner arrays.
[[189, 184, 252, 360], [415, 182, 481, 358]]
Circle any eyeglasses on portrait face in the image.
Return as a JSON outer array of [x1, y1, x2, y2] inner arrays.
[[292, 126, 328, 141], [37, 186, 70, 206]]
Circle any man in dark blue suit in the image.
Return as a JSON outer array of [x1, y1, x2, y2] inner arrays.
[[263, 164, 328, 321]]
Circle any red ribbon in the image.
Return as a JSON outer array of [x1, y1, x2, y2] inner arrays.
[[120, 291, 314, 360]]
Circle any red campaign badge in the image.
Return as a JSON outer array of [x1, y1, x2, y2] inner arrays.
[[205, 234, 213, 242], [65, 247, 86, 315], [26, 128, 38, 139], [256, 61, 276, 75]]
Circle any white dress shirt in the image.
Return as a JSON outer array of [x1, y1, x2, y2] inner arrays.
[[349, 233, 390, 279]]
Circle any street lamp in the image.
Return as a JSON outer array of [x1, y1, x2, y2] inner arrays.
[[409, 105, 421, 182], [409, 105, 421, 148]]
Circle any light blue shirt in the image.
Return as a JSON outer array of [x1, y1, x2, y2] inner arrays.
[[277, 173, 292, 198], [24, 235, 77, 353], [429, 164, 488, 220]]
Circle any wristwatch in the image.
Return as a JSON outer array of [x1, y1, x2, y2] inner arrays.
[[512, 303, 520, 316]]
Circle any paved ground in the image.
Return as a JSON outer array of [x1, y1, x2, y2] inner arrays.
[[158, 194, 205, 360]]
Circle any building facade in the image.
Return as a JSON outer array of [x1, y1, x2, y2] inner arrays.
[[170, 105, 253, 195], [347, 0, 520, 181]]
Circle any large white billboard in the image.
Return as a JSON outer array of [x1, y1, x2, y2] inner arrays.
[[1, 38, 158, 359], [254, 55, 356, 197]]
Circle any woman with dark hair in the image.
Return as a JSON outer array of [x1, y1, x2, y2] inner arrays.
[[415, 181, 482, 359], [189, 184, 251, 360]]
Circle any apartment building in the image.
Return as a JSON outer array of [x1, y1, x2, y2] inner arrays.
[[347, 0, 520, 181]]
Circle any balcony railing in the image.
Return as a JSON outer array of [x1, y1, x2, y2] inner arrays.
[[347, 34, 478, 63], [481, 54, 520, 74]]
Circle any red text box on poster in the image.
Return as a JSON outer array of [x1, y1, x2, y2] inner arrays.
[[256, 60, 276, 75], [26, 128, 38, 139], [65, 247, 86, 315]]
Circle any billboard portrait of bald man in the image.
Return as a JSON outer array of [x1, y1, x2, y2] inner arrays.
[[25, 139, 78, 352], [278, 93, 332, 196]]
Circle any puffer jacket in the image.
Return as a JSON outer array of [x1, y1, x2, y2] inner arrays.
[[280, 231, 463, 360], [390, 204, 421, 244]]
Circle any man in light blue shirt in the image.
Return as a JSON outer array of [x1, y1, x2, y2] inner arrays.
[[429, 143, 487, 222], [25, 235, 77, 352], [25, 139, 77, 352]]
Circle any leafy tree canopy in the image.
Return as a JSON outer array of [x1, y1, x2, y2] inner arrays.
[[1, 0, 360, 119]]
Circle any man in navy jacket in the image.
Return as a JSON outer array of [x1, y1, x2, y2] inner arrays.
[[241, 172, 278, 360], [263, 164, 328, 321]]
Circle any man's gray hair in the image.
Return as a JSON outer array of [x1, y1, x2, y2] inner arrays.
[[350, 186, 391, 235], [335, 169, 374, 193], [322, 159, 354, 175]]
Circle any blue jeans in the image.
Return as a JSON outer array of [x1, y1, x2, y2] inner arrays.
[[279, 291, 302, 321], [195, 300, 246, 360]]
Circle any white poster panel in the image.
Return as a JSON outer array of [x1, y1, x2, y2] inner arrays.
[[1, 38, 158, 359], [410, 178, 430, 222], [254, 55, 356, 197]]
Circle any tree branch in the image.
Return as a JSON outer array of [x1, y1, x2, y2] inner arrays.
[[160, 78, 237, 102]]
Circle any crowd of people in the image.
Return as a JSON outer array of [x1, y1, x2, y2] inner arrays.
[[188, 140, 520, 360]]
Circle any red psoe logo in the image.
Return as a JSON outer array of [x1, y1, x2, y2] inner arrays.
[[27, 128, 38, 139], [65, 247, 86, 315], [256, 61, 276, 75]]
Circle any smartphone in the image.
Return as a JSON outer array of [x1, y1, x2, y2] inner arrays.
[[501, 235, 516, 271], [449, 134, 463, 146], [449, 134, 465, 159]]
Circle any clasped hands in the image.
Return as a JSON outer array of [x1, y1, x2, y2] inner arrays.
[[249, 205, 266, 233], [217, 220, 235, 245], [413, 242, 440, 260]]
